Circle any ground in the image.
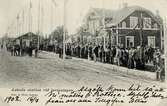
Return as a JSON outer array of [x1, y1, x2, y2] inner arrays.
[[0, 48, 164, 88], [0, 48, 166, 106]]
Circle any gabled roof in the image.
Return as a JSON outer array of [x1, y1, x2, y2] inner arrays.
[[17, 32, 37, 39], [87, 6, 162, 26]]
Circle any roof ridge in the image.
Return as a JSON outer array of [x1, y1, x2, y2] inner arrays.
[[89, 6, 162, 26]]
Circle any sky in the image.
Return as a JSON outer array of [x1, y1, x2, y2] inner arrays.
[[0, 0, 167, 38]]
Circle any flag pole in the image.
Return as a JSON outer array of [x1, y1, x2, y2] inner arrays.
[[37, 0, 41, 50], [16, 14, 20, 38], [63, 0, 68, 60], [29, 0, 32, 41], [164, 17, 167, 83]]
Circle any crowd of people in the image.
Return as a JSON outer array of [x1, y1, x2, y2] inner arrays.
[[5, 40, 164, 81], [57, 42, 164, 81], [7, 43, 37, 57]]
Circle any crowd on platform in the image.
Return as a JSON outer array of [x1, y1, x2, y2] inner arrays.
[[57, 42, 164, 81], [7, 43, 38, 57], [4, 41, 164, 81]]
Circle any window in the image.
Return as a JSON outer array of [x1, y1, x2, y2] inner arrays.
[[89, 20, 100, 35], [130, 16, 138, 28], [122, 21, 126, 28], [89, 20, 95, 34], [94, 20, 100, 30], [153, 23, 158, 28], [148, 36, 155, 48], [105, 18, 113, 27], [143, 17, 151, 28], [126, 36, 134, 48], [16, 39, 20, 45], [25, 40, 30, 47]]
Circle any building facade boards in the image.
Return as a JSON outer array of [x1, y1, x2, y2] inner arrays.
[[84, 6, 163, 49], [13, 32, 39, 48]]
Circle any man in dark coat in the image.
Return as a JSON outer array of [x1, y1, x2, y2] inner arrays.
[[98, 44, 104, 62], [93, 44, 98, 62], [88, 44, 93, 60], [81, 45, 85, 58]]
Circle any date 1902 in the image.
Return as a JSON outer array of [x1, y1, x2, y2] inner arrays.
[[4, 96, 39, 104], [4, 96, 21, 103]]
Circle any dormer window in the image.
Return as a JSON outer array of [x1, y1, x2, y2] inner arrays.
[[130, 16, 138, 28], [122, 21, 126, 28], [153, 23, 158, 28], [143, 17, 151, 28]]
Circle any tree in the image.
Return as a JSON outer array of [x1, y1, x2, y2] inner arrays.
[[77, 25, 93, 45], [49, 26, 67, 44]]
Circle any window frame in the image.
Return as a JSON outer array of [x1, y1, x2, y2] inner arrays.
[[130, 16, 138, 28], [153, 23, 158, 29], [122, 21, 127, 28], [125, 36, 134, 48], [143, 17, 152, 29], [147, 36, 155, 48]]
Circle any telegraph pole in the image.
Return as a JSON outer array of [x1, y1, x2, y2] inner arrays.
[[29, 0, 32, 41], [50, 0, 57, 48], [63, 0, 68, 60], [51, 0, 53, 32], [102, 0, 106, 47], [22, 10, 25, 35], [16, 14, 20, 37], [37, 0, 41, 50], [164, 17, 167, 83], [41, 3, 44, 37], [139, 12, 143, 46]]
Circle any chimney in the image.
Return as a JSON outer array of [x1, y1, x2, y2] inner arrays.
[[123, 3, 128, 8]]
